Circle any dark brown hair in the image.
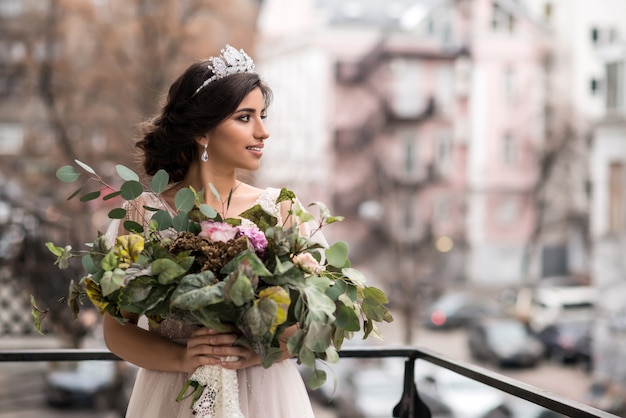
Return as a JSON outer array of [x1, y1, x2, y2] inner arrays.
[[136, 62, 272, 182]]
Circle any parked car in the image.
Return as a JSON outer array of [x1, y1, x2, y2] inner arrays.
[[535, 317, 593, 365], [467, 317, 544, 368], [44, 360, 133, 415], [525, 286, 596, 332], [422, 292, 501, 330], [416, 363, 505, 418]]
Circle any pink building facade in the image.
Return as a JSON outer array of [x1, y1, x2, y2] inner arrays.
[[256, 0, 552, 289]]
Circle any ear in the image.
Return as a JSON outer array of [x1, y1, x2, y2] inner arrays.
[[194, 135, 210, 148]]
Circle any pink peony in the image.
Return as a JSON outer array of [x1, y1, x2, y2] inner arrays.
[[198, 221, 239, 242], [292, 252, 321, 274], [238, 225, 268, 257]]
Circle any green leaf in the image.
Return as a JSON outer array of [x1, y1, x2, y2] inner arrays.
[[276, 188, 296, 204], [287, 329, 305, 355], [75, 159, 96, 174], [56, 165, 81, 182], [103, 190, 122, 201], [67, 187, 84, 200], [151, 169, 169, 193], [151, 210, 172, 231], [363, 286, 389, 304], [30, 295, 48, 335], [81, 254, 97, 275], [170, 272, 223, 310], [172, 212, 190, 231], [45, 242, 64, 257], [79, 191, 101, 202], [199, 203, 218, 219], [123, 220, 144, 234], [116, 165, 140, 181], [101, 251, 118, 271], [303, 321, 332, 353], [108, 208, 127, 219], [298, 345, 316, 368], [307, 370, 327, 390], [208, 183, 221, 202], [224, 272, 255, 306], [362, 298, 386, 322], [120, 181, 144, 200], [326, 241, 349, 268], [151, 258, 187, 285], [334, 303, 361, 331], [342, 268, 367, 287], [175, 188, 195, 212], [100, 269, 125, 296]]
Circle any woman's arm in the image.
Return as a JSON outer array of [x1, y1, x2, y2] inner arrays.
[[103, 313, 222, 374]]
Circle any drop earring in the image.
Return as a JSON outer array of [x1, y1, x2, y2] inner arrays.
[[201, 143, 209, 162]]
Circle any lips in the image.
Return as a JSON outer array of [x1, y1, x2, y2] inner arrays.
[[246, 146, 263, 152]]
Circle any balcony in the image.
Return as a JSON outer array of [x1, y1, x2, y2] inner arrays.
[[0, 346, 617, 417]]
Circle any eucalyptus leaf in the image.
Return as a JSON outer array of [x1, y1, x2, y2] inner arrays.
[[199, 203, 218, 219], [67, 187, 84, 200], [151, 258, 187, 285], [123, 220, 144, 234], [80, 191, 101, 202], [326, 241, 349, 268], [151, 169, 169, 193], [116, 165, 140, 181], [108, 208, 127, 219], [103, 190, 122, 201], [57, 166, 81, 182], [175, 188, 195, 212], [172, 212, 190, 231], [120, 181, 144, 200], [307, 370, 327, 390], [334, 303, 361, 331], [151, 210, 172, 231], [75, 159, 96, 174]]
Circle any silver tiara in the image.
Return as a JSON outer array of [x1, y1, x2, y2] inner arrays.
[[192, 44, 256, 96]]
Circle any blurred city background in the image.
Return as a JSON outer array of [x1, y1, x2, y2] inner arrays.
[[1, 0, 626, 416]]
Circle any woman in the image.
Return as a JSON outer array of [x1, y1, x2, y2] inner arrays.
[[102, 45, 316, 418]]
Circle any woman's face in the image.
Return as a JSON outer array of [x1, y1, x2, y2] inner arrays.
[[206, 87, 269, 172]]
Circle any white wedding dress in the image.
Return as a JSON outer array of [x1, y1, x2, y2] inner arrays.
[[105, 188, 316, 418]]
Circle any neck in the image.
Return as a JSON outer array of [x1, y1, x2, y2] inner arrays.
[[178, 163, 239, 205]]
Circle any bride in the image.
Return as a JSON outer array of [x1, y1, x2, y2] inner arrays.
[[102, 45, 316, 418]]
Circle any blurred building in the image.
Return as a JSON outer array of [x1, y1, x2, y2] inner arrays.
[[0, 0, 263, 341], [590, 40, 626, 404], [255, 0, 572, 294]]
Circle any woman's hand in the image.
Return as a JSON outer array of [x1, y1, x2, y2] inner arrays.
[[184, 327, 260, 373]]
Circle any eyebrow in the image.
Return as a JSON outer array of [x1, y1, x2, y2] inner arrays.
[[234, 107, 266, 114]]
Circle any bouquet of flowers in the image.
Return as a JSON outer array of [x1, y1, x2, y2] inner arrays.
[[33, 160, 393, 416]]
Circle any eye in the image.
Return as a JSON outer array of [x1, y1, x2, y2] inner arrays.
[[260, 113, 267, 120], [238, 114, 251, 122]]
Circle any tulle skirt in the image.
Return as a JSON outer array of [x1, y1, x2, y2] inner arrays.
[[124, 360, 315, 418]]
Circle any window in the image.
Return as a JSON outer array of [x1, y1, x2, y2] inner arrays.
[[390, 59, 423, 117], [502, 132, 517, 165], [435, 131, 452, 170], [504, 66, 516, 101], [590, 78, 600, 96], [434, 196, 450, 221], [606, 61, 624, 110], [609, 162, 625, 233], [491, 2, 516, 34], [591, 27, 599, 44], [544, 3, 552, 23], [403, 134, 417, 176], [498, 196, 519, 224]]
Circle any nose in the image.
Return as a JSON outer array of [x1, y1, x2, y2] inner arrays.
[[255, 118, 269, 141]]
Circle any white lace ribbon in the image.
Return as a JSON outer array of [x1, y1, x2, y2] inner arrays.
[[189, 359, 243, 418]]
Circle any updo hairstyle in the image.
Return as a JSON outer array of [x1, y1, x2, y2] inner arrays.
[[136, 61, 272, 182]]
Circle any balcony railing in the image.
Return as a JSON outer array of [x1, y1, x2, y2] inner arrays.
[[0, 346, 618, 417]]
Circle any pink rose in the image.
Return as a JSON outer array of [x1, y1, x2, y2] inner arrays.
[[238, 225, 268, 257], [198, 221, 239, 242], [292, 252, 321, 274]]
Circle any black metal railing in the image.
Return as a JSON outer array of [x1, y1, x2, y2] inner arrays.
[[0, 346, 618, 418]]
